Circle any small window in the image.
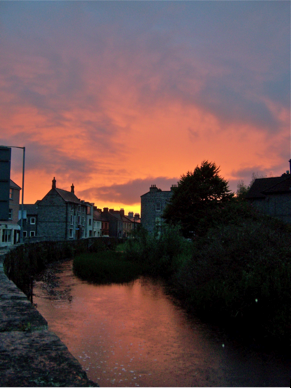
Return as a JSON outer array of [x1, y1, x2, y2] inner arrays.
[[2, 229, 12, 242], [69, 229, 73, 238], [30, 217, 36, 225], [78, 215, 81, 225], [9, 189, 13, 200], [156, 202, 161, 212], [8, 209, 12, 220], [30, 231, 35, 237], [71, 215, 74, 225], [89, 218, 92, 226], [23, 231, 27, 238]]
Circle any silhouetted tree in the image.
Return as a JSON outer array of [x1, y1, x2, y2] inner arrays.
[[163, 161, 234, 237]]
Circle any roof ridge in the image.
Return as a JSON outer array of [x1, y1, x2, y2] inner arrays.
[[263, 175, 290, 193]]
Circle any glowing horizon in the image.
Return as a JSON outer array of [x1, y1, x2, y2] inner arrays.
[[1, 1, 289, 215]]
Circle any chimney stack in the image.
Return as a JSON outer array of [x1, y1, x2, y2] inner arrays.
[[289, 159, 291, 174], [52, 177, 56, 189], [71, 184, 74, 194]]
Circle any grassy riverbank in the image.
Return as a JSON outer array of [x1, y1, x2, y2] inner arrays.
[[73, 250, 144, 284], [72, 201, 291, 349], [121, 202, 291, 350]]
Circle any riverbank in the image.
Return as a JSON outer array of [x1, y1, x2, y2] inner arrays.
[[0, 249, 98, 387]]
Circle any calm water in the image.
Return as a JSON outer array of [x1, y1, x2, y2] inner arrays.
[[33, 260, 290, 387]]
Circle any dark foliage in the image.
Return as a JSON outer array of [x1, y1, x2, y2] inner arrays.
[[163, 161, 234, 237]]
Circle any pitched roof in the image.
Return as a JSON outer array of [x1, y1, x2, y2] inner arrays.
[[264, 174, 291, 194], [93, 210, 102, 221], [10, 179, 21, 190], [246, 175, 291, 199], [55, 188, 81, 204]]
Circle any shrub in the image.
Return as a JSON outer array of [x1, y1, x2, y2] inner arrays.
[[122, 225, 192, 277], [73, 251, 144, 284], [174, 214, 291, 346]]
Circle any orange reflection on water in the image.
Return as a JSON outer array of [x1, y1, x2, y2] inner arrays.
[[34, 260, 291, 387]]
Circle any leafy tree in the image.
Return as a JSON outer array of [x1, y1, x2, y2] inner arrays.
[[236, 180, 250, 199], [163, 161, 234, 237]]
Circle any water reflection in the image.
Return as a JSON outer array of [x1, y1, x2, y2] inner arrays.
[[33, 260, 290, 387]]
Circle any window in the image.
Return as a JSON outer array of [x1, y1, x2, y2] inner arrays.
[[8, 209, 12, 220], [70, 215, 74, 225], [78, 215, 81, 225], [69, 229, 73, 238], [89, 218, 92, 226], [23, 231, 27, 238], [9, 189, 13, 200], [2, 229, 12, 242], [30, 217, 36, 225], [156, 202, 161, 212], [30, 231, 35, 237]]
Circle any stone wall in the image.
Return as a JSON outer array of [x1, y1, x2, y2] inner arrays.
[[0, 249, 99, 386], [141, 188, 173, 233], [251, 193, 291, 225], [3, 237, 120, 299], [37, 191, 67, 240]]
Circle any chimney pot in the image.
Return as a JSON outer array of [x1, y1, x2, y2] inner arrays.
[[52, 177, 56, 189], [71, 184, 74, 194]]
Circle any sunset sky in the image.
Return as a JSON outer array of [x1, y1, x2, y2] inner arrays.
[[1, 1, 290, 215]]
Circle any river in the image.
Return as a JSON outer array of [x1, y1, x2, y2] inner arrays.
[[33, 259, 290, 387]]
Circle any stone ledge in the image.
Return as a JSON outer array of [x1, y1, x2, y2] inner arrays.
[[0, 251, 98, 387], [0, 330, 97, 387]]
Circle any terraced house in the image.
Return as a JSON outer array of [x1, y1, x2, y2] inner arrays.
[[246, 162, 291, 225]]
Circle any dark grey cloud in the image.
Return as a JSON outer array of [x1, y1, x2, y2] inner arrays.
[[78, 177, 179, 205], [0, 0, 289, 202]]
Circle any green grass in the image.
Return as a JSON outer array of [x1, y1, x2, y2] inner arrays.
[[73, 250, 144, 284]]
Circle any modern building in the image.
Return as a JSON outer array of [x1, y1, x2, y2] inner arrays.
[[0, 179, 21, 247], [141, 184, 174, 233]]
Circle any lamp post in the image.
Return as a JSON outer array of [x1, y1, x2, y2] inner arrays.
[[8, 146, 25, 244]]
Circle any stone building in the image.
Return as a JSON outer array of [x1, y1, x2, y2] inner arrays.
[[246, 161, 291, 224], [37, 178, 87, 241], [18, 204, 38, 241], [141, 184, 174, 233]]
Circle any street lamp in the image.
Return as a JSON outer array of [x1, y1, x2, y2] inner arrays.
[[7, 146, 25, 244]]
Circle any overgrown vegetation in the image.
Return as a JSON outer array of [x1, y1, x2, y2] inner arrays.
[[71, 162, 291, 349], [73, 250, 144, 284], [121, 200, 291, 350]]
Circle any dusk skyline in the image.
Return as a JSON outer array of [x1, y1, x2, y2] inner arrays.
[[1, 1, 289, 214]]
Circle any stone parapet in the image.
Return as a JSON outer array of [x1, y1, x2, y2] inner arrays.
[[0, 252, 98, 387]]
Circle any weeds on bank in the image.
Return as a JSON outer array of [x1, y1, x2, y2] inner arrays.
[[73, 250, 144, 284], [122, 204, 291, 349]]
